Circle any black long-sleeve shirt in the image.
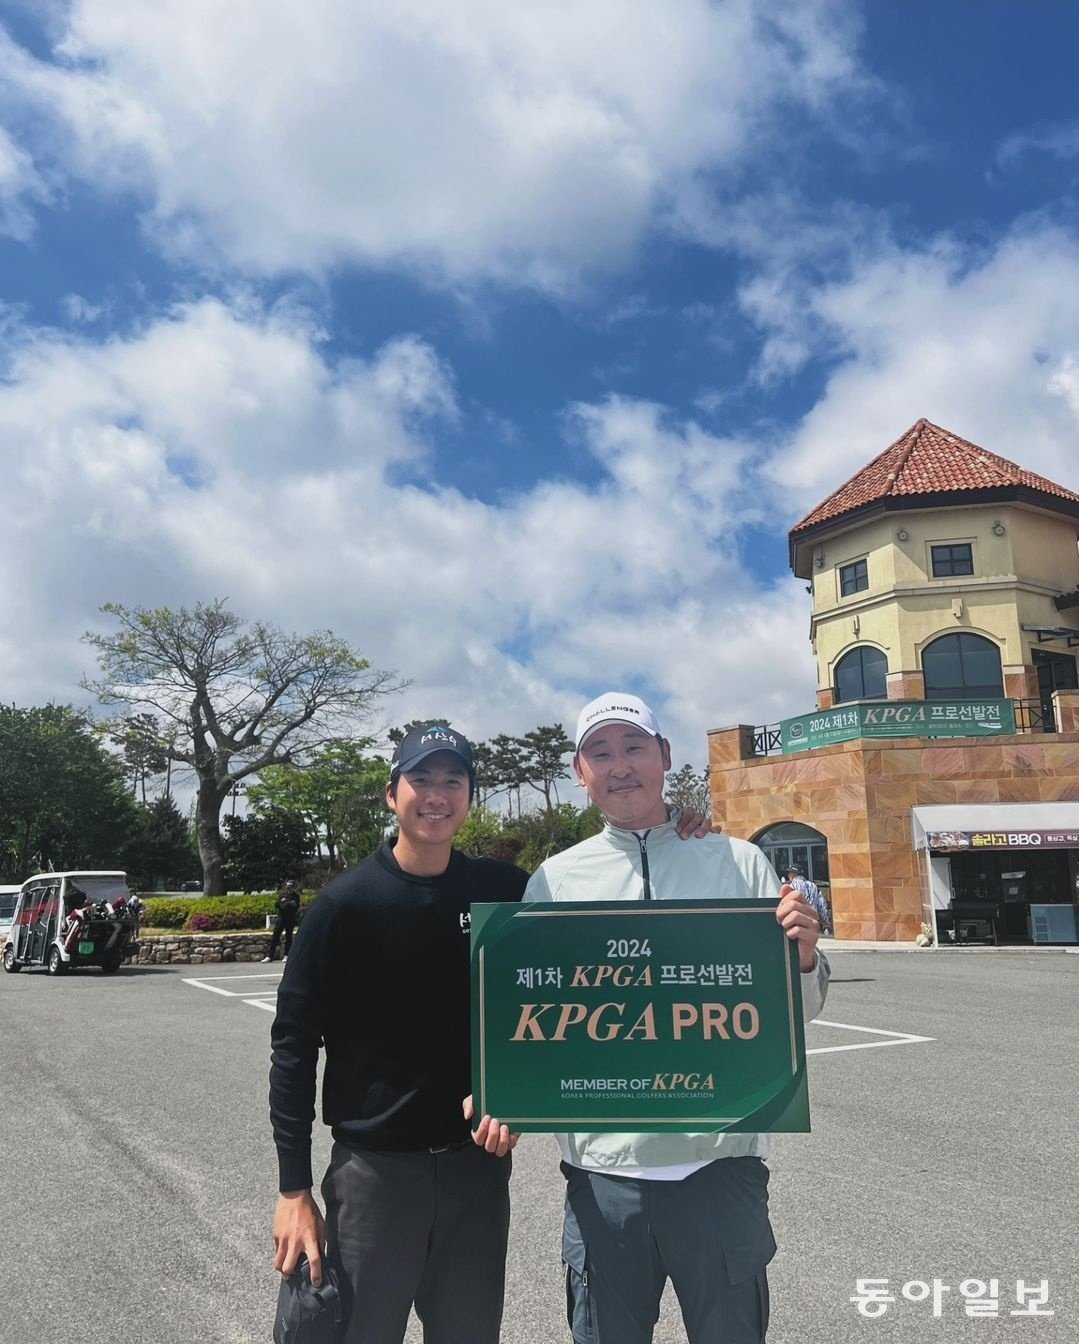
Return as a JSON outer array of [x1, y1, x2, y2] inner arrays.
[[269, 841, 527, 1192]]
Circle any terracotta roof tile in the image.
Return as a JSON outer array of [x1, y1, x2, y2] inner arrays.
[[791, 418, 1079, 534]]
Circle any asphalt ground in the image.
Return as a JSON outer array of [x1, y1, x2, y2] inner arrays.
[[1, 948, 1076, 1343]]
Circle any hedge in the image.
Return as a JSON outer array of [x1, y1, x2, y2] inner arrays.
[[140, 892, 312, 933]]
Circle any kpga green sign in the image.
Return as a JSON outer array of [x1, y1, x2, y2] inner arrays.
[[471, 899, 809, 1133], [781, 698, 1015, 754]]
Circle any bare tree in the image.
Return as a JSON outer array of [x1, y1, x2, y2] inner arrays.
[[82, 599, 404, 894], [665, 763, 711, 817]]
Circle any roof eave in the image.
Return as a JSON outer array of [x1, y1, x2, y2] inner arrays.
[[788, 485, 1079, 574]]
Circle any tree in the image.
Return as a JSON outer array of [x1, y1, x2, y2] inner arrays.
[[453, 807, 508, 860], [0, 704, 138, 881], [247, 739, 392, 870], [124, 794, 198, 891], [665, 763, 711, 817], [104, 712, 170, 802], [471, 740, 498, 808], [223, 808, 312, 893], [488, 734, 529, 818], [518, 724, 574, 816], [82, 599, 404, 895]]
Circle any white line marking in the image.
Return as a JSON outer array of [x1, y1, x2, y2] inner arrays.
[[812, 1019, 933, 1040], [181, 978, 237, 997], [806, 1018, 934, 1056], [184, 978, 282, 989], [244, 999, 277, 1013], [183, 974, 282, 998]]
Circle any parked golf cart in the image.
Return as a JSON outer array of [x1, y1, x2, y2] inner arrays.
[[2, 871, 141, 976], [0, 885, 19, 948]]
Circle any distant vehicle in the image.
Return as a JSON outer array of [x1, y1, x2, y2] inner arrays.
[[179, 881, 202, 893], [3, 871, 141, 976], [0, 886, 20, 946]]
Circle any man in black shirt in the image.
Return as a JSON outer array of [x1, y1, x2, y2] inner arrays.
[[263, 878, 300, 962], [269, 724, 527, 1344]]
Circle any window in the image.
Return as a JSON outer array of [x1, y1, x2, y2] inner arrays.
[[839, 559, 868, 595], [754, 823, 830, 887], [834, 646, 888, 702], [931, 543, 973, 577], [922, 633, 1003, 700]]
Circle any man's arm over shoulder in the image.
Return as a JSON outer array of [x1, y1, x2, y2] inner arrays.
[[269, 889, 338, 1193]]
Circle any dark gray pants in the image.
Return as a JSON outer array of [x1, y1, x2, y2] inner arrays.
[[322, 1141, 511, 1344], [561, 1158, 776, 1344]]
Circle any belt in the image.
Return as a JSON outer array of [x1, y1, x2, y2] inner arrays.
[[428, 1139, 473, 1154]]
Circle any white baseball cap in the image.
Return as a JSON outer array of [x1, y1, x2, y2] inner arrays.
[[574, 692, 663, 752]]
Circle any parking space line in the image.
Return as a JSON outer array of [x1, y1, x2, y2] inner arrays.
[[184, 972, 282, 982], [807, 1018, 934, 1056], [183, 973, 282, 998], [244, 999, 277, 1013]]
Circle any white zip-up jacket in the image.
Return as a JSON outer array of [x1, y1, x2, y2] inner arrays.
[[525, 814, 830, 1171]]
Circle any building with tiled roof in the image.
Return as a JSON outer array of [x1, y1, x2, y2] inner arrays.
[[708, 420, 1079, 947], [790, 418, 1079, 572]]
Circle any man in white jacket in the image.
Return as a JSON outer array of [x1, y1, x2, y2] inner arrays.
[[476, 692, 828, 1344]]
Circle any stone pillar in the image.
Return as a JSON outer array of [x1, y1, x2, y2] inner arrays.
[[887, 670, 925, 700], [707, 724, 757, 767], [816, 687, 834, 709], [1003, 664, 1039, 700], [1052, 688, 1079, 733], [706, 725, 759, 832]]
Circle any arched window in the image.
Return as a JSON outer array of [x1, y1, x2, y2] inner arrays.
[[753, 822, 829, 887], [922, 633, 1003, 700], [834, 646, 887, 703]]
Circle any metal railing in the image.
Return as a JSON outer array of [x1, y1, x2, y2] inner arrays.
[[751, 696, 1058, 758], [1012, 697, 1055, 734]]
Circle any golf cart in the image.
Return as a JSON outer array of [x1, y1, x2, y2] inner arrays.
[[2, 871, 141, 976], [0, 886, 19, 947]]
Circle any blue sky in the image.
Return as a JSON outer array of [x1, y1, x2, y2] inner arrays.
[[3, 1, 1079, 768]]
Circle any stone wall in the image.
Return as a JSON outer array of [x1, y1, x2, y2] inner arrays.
[[708, 694, 1079, 943], [136, 933, 273, 964]]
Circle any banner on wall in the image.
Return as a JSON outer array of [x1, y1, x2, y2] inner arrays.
[[781, 699, 1015, 754]]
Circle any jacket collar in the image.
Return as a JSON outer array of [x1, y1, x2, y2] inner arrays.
[[601, 806, 683, 851]]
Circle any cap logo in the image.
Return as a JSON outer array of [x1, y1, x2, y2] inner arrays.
[[420, 727, 457, 746], [585, 704, 641, 724]]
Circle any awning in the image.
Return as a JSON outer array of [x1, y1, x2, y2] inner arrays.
[[912, 803, 1079, 851]]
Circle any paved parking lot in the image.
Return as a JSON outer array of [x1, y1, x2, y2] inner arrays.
[[1, 948, 1075, 1342]]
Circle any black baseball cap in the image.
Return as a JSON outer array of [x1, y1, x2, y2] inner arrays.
[[391, 724, 475, 778], [785, 866, 803, 876]]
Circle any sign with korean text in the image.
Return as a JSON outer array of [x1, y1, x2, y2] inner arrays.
[[926, 829, 1079, 851], [470, 899, 809, 1133], [781, 699, 1015, 754]]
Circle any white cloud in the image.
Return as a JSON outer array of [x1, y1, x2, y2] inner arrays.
[[0, 298, 813, 767], [0, 124, 49, 239], [1, 0, 873, 289], [997, 121, 1079, 169], [758, 223, 1079, 504]]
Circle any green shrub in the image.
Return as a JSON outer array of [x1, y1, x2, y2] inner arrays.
[[141, 892, 313, 933]]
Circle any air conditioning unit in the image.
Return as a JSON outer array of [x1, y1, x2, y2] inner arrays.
[[1030, 904, 1079, 944]]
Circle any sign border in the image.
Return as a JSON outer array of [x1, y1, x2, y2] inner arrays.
[[474, 901, 800, 1127]]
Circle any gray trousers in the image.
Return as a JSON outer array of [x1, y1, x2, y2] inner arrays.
[[322, 1141, 511, 1344], [561, 1158, 776, 1344]]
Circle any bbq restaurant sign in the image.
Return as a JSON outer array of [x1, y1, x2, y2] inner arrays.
[[470, 900, 809, 1133]]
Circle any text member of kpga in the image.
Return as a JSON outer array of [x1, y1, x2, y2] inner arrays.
[[475, 693, 829, 1344], [268, 725, 527, 1344]]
